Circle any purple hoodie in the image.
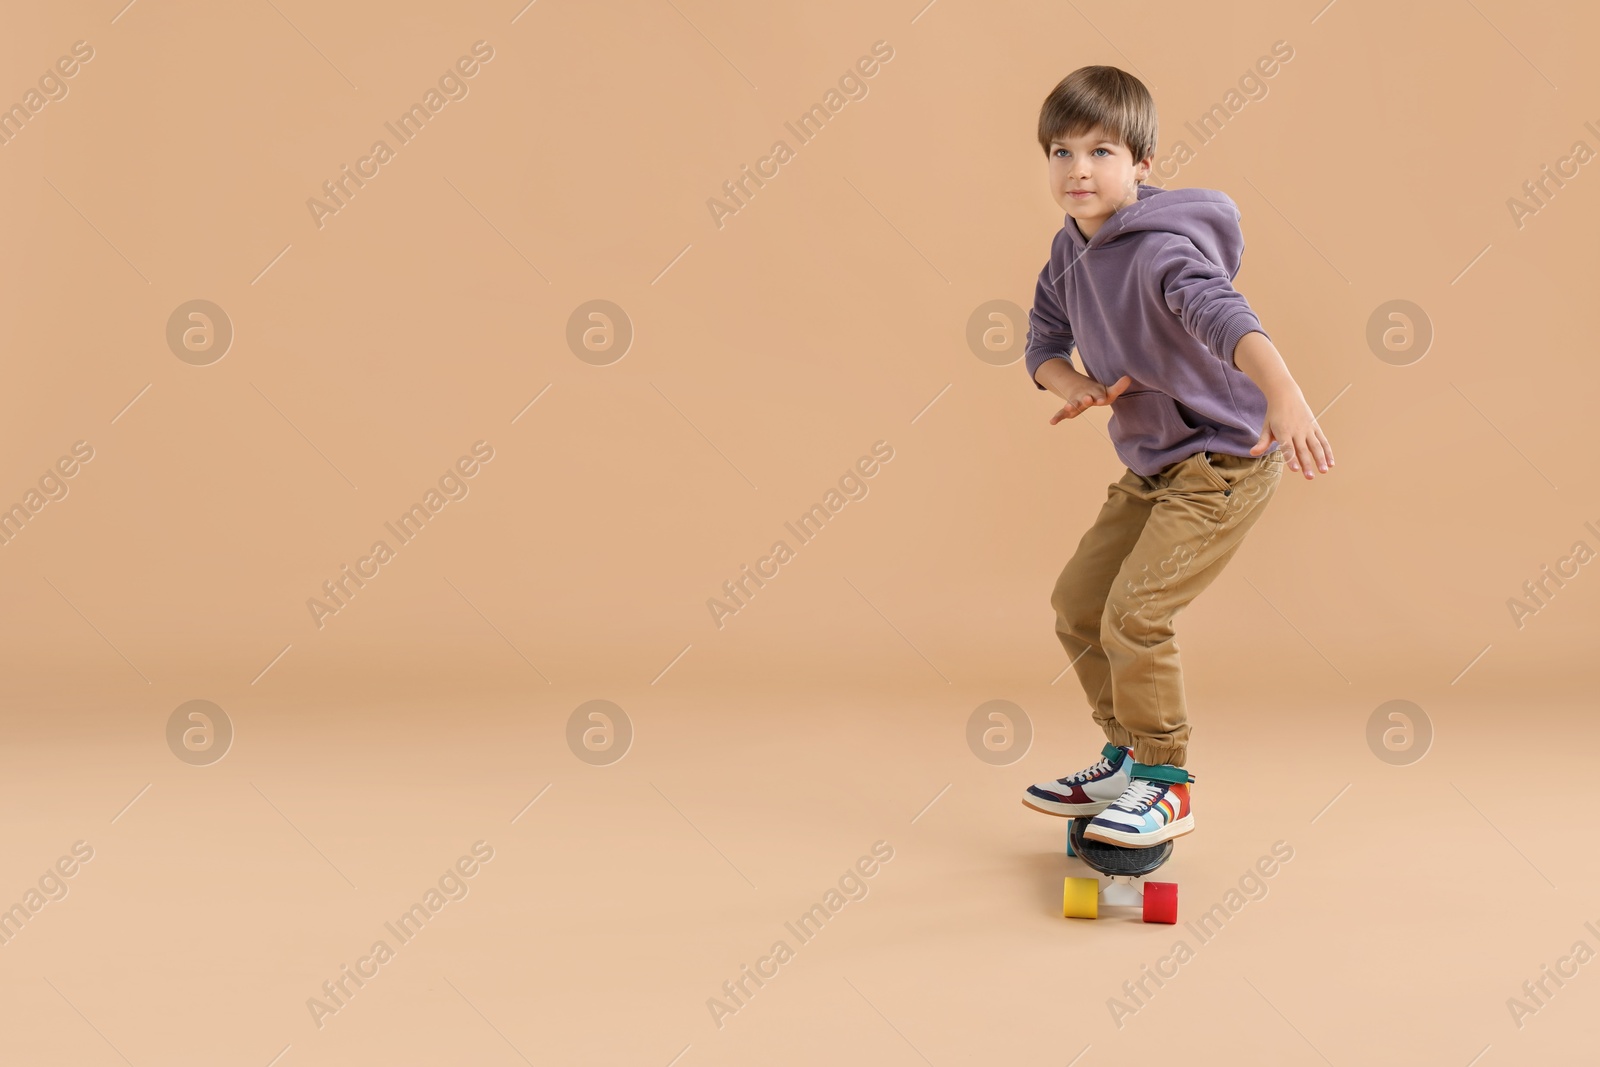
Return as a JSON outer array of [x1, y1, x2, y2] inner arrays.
[[1024, 183, 1277, 476]]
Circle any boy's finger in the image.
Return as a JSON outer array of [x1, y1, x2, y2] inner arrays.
[[1287, 438, 1305, 476], [1294, 438, 1317, 478], [1306, 435, 1331, 473]]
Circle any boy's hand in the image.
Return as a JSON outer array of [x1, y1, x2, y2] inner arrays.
[[1049, 374, 1132, 425], [1250, 388, 1334, 479]]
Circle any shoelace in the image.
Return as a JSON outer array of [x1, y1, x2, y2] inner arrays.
[[1060, 753, 1117, 784], [1113, 780, 1163, 810]]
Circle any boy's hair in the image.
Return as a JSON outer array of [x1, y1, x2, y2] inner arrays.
[[1037, 65, 1157, 167]]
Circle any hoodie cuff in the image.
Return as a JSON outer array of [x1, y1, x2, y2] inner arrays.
[[1025, 351, 1059, 390], [1219, 313, 1268, 367]]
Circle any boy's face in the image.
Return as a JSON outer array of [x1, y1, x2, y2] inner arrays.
[[1047, 126, 1152, 238]]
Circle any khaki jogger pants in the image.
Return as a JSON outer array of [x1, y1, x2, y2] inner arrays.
[[1051, 448, 1285, 768]]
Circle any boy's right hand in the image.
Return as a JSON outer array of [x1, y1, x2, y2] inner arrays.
[[1049, 374, 1133, 425]]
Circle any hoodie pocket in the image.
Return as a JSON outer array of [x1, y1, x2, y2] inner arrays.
[[1110, 389, 1203, 459]]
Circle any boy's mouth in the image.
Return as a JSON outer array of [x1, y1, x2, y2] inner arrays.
[[1067, 190, 1093, 199]]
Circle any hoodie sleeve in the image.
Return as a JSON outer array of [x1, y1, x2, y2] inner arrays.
[[1150, 235, 1269, 366], [1023, 259, 1073, 391]]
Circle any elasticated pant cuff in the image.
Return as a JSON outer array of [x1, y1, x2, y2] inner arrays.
[[1132, 743, 1186, 768], [1101, 722, 1137, 751]]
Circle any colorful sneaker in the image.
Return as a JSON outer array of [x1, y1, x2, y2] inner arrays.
[[1021, 742, 1134, 816], [1081, 763, 1195, 848]]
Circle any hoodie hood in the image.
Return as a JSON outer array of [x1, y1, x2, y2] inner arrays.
[[1064, 183, 1247, 277]]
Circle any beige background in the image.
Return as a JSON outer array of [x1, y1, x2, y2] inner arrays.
[[1, 0, 1597, 1064]]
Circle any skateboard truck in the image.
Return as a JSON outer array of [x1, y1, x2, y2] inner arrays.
[[1062, 815, 1179, 924]]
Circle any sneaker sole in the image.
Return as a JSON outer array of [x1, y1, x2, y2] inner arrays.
[[1081, 813, 1195, 848], [1021, 795, 1112, 817]]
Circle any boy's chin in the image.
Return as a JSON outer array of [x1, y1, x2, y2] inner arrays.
[[1063, 205, 1108, 223]]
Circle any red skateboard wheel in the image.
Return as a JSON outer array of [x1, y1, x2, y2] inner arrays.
[[1142, 880, 1178, 924]]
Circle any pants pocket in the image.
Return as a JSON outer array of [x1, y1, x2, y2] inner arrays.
[[1196, 451, 1235, 494]]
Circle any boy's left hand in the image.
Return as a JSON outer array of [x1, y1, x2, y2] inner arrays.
[[1249, 388, 1334, 479]]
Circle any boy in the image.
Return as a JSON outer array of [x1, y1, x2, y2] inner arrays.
[[1018, 66, 1333, 848]]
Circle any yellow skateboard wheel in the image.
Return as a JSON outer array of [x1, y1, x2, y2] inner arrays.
[[1063, 876, 1099, 919]]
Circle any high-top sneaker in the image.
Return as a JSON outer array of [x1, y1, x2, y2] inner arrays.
[[1021, 742, 1135, 816], [1081, 762, 1195, 847]]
